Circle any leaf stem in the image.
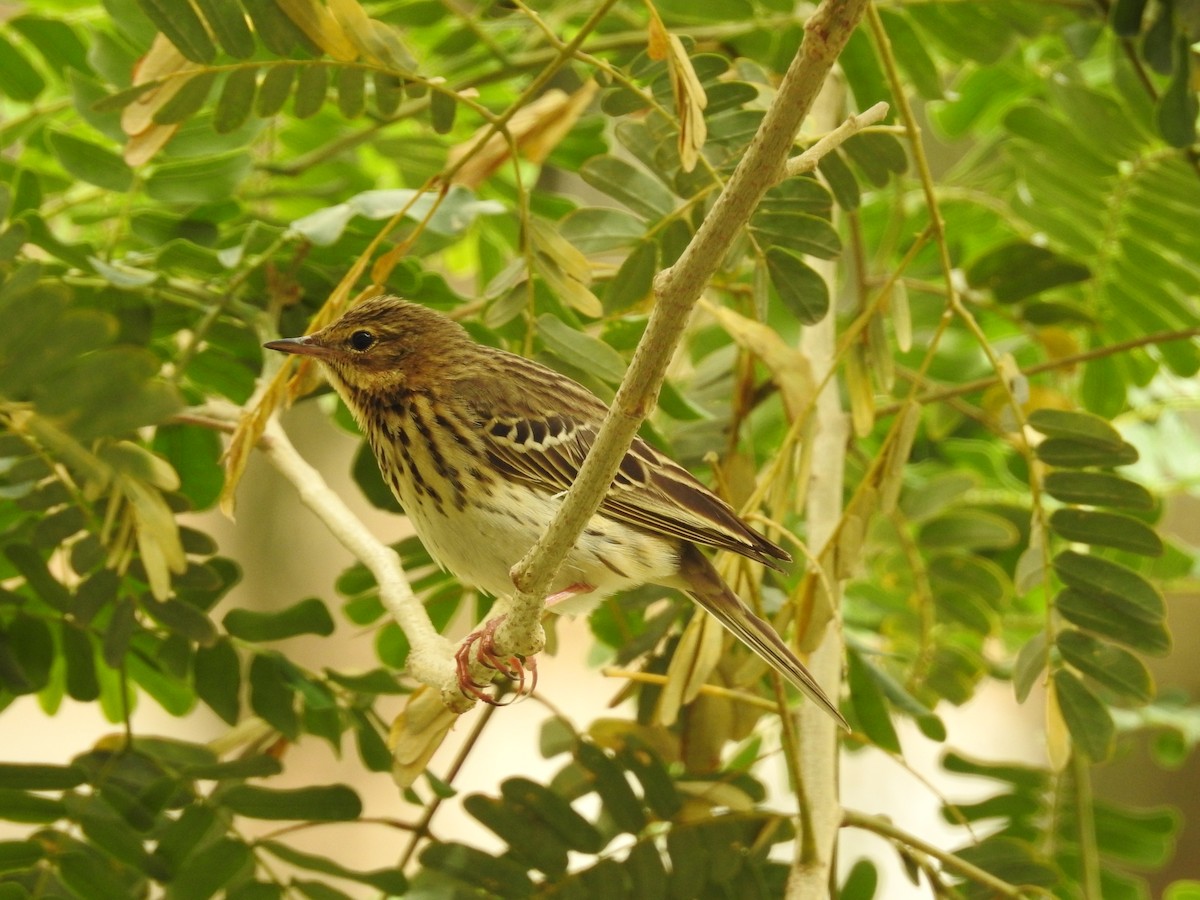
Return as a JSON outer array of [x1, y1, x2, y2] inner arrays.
[[841, 809, 1042, 898]]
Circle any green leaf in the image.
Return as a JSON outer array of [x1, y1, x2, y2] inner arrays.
[[373, 71, 403, 116], [464, 793, 569, 876], [1053, 550, 1164, 622], [256, 65, 295, 117], [336, 66, 365, 118], [1028, 408, 1124, 447], [846, 647, 901, 753], [1053, 669, 1114, 761], [840, 859, 879, 900], [5, 543, 71, 611], [604, 240, 657, 312], [665, 824, 710, 898], [224, 598, 335, 642], [243, 0, 310, 56], [1056, 587, 1170, 655], [419, 842, 535, 898], [878, 9, 941, 100], [1165, 881, 1200, 900], [1013, 632, 1048, 704], [1157, 37, 1198, 148], [1043, 471, 1154, 510], [920, 510, 1019, 551], [133, 0, 215, 63], [47, 132, 132, 192], [0, 763, 85, 790], [559, 207, 646, 255], [145, 152, 252, 205], [966, 242, 1090, 303], [0, 33, 45, 102], [145, 597, 219, 644], [194, 638, 240, 724], [259, 840, 408, 893], [1109, 0, 1148, 35], [626, 840, 669, 897], [63, 622, 100, 702], [1049, 508, 1162, 556], [217, 784, 362, 821], [841, 132, 907, 186], [1093, 801, 1180, 867], [153, 424, 224, 511], [249, 653, 299, 738], [0, 839, 44, 873], [499, 777, 604, 853], [575, 739, 646, 834], [537, 313, 626, 384], [165, 837, 253, 900], [765, 246, 828, 324], [579, 156, 677, 221], [430, 87, 456, 133], [214, 67, 258, 134], [0, 788, 66, 824], [750, 210, 841, 260], [818, 150, 860, 210], [942, 752, 1048, 789], [292, 64, 327, 119], [1035, 437, 1138, 468], [618, 740, 680, 820], [1057, 630, 1153, 704], [153, 71, 217, 124], [193, 0, 255, 59]]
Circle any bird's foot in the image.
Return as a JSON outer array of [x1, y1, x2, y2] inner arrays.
[[454, 615, 538, 706]]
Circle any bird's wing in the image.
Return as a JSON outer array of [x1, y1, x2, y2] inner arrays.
[[458, 363, 790, 567]]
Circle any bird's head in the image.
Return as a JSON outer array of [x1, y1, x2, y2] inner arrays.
[[264, 295, 468, 393]]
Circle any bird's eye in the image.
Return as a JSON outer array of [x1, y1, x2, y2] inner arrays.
[[349, 330, 375, 351]]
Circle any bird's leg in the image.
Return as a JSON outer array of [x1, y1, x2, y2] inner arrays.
[[454, 583, 594, 705], [544, 582, 594, 608]]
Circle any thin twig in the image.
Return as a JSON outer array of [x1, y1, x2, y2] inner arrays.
[[785, 101, 889, 177], [253, 414, 457, 694], [841, 809, 1040, 898]]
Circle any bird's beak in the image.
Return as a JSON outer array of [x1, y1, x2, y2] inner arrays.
[[263, 336, 329, 358]]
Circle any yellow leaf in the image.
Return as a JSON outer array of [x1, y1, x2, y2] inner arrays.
[[388, 686, 459, 788], [1046, 678, 1071, 772], [674, 614, 723, 709], [122, 476, 186, 600], [530, 217, 602, 317], [889, 279, 912, 352], [124, 125, 177, 167], [1036, 326, 1080, 366], [877, 400, 919, 515], [708, 304, 813, 419], [666, 33, 707, 172], [645, 1, 670, 60], [448, 83, 598, 189], [845, 341, 875, 438], [327, 0, 387, 65], [121, 34, 196, 162], [277, 0, 358, 61]]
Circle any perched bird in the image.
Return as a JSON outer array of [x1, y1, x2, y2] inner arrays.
[[265, 295, 846, 727]]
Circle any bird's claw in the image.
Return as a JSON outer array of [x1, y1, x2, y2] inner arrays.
[[454, 615, 538, 706]]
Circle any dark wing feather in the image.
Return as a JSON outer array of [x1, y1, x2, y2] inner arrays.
[[456, 356, 790, 567]]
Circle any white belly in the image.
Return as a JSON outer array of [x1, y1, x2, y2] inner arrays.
[[402, 479, 680, 602]]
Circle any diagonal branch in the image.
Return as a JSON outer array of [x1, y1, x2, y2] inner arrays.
[[496, 0, 874, 661]]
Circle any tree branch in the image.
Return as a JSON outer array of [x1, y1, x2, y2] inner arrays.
[[841, 810, 1037, 898], [497, 0, 873, 661], [249, 410, 458, 695], [787, 78, 850, 900]]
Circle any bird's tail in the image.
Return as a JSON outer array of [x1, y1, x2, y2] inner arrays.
[[677, 543, 849, 730]]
